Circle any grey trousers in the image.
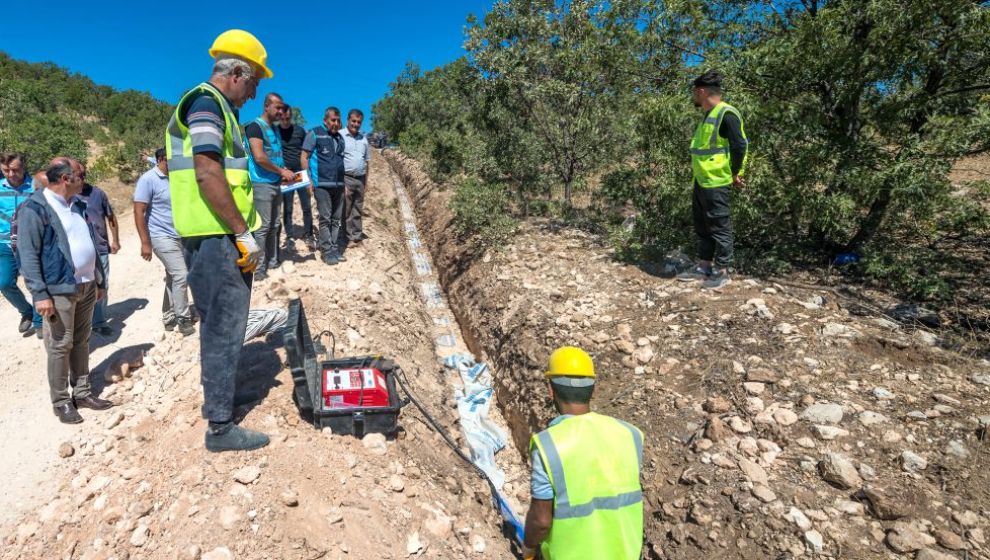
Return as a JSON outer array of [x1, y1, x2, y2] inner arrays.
[[44, 282, 97, 407], [252, 183, 282, 273], [343, 174, 366, 242], [152, 236, 191, 324]]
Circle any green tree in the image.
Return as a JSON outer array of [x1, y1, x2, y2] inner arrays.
[[466, 0, 644, 206]]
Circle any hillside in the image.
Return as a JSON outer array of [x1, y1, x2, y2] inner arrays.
[[0, 51, 172, 191]]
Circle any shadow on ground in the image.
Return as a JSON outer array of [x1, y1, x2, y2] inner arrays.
[[235, 332, 284, 421], [89, 297, 149, 351], [91, 342, 155, 396]]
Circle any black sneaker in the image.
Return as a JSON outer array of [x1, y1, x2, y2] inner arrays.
[[205, 424, 270, 452], [702, 270, 732, 290], [322, 254, 339, 266], [18, 315, 32, 334], [164, 318, 177, 332], [677, 266, 711, 282], [177, 318, 195, 337], [93, 325, 113, 337]]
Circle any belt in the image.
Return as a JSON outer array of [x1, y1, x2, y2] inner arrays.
[[344, 173, 365, 179]]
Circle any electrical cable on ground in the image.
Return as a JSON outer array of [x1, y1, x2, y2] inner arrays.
[[393, 367, 525, 553]]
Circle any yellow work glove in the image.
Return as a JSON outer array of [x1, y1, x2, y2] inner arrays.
[[234, 231, 261, 274]]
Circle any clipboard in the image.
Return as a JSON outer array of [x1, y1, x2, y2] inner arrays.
[[280, 170, 312, 194]]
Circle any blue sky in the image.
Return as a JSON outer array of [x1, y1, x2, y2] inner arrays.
[[1, 0, 494, 129]]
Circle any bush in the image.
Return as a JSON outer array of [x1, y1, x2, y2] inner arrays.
[[450, 177, 517, 244]]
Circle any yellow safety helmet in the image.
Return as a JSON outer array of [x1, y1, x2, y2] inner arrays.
[[209, 29, 274, 78], [546, 346, 596, 387]]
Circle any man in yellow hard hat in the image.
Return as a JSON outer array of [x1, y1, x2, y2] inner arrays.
[[165, 29, 272, 452], [523, 346, 644, 559]]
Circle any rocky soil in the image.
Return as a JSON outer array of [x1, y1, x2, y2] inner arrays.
[[0, 154, 517, 560], [385, 150, 990, 560]]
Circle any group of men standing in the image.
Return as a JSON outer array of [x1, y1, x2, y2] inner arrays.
[[244, 92, 370, 275]]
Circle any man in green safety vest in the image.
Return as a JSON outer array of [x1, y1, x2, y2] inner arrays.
[[165, 29, 272, 452], [523, 346, 644, 560], [677, 70, 749, 290]]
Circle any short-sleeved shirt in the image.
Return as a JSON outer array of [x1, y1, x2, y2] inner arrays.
[[179, 89, 237, 157], [78, 183, 114, 255], [340, 128, 370, 177], [277, 124, 306, 172], [302, 126, 345, 187], [530, 414, 573, 500], [133, 167, 177, 239]]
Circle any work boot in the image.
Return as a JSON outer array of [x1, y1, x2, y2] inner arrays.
[[676, 266, 711, 282], [205, 423, 270, 453], [75, 395, 114, 410], [322, 253, 339, 266], [702, 269, 731, 290], [18, 314, 32, 333], [177, 318, 196, 337], [54, 403, 83, 424]]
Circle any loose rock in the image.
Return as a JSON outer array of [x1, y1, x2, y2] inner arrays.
[[232, 465, 261, 485], [818, 453, 862, 489], [801, 403, 844, 424], [58, 442, 75, 458]]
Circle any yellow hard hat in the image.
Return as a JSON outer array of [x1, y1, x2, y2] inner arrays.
[[546, 346, 596, 379], [209, 29, 274, 78]]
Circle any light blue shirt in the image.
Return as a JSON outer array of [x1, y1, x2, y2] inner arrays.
[[340, 128, 370, 177], [530, 414, 573, 500], [133, 167, 178, 239]]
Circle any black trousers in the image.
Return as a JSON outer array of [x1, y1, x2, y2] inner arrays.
[[692, 183, 733, 268], [313, 186, 345, 255]]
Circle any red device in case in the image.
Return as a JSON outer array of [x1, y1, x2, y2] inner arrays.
[[322, 367, 391, 409]]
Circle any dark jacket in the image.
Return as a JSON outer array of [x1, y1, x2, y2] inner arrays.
[[305, 126, 346, 188], [16, 190, 106, 303]]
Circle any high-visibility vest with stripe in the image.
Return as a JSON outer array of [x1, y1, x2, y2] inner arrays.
[[165, 82, 259, 237], [247, 117, 285, 184], [690, 101, 748, 188], [530, 412, 644, 560]]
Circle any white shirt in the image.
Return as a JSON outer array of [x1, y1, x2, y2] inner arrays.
[[340, 128, 370, 177], [43, 189, 97, 283]]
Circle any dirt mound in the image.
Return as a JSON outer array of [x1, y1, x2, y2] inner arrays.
[[0, 154, 515, 559], [384, 150, 990, 559]]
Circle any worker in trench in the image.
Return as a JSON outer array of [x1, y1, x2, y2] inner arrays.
[[164, 29, 273, 452], [523, 346, 644, 559]]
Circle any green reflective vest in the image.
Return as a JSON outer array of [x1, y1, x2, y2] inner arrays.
[[166, 82, 259, 237], [690, 101, 748, 188], [530, 412, 644, 560]]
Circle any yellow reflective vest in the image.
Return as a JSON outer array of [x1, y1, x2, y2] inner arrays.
[[166, 82, 260, 237], [530, 412, 644, 560], [690, 101, 748, 188]]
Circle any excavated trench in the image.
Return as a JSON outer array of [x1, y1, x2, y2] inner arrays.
[[382, 154, 547, 464]]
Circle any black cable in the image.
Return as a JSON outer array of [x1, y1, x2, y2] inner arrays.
[[393, 368, 500, 496]]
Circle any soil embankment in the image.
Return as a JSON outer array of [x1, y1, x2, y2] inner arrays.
[[384, 150, 990, 560]]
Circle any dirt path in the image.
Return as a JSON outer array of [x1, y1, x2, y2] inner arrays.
[[0, 205, 163, 525], [0, 153, 520, 559]]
